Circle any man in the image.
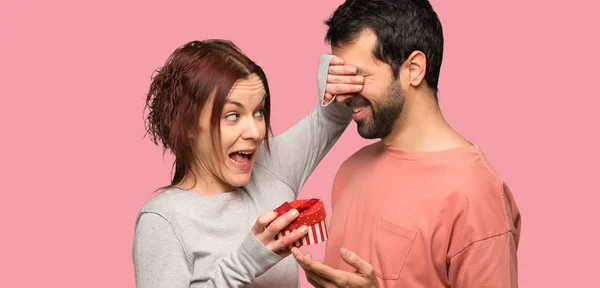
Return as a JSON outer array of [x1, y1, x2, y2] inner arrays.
[[292, 0, 521, 287]]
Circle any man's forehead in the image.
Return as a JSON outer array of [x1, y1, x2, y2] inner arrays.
[[331, 31, 379, 66], [331, 29, 377, 51]]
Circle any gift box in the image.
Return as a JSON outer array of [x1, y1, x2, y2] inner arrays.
[[273, 198, 329, 248]]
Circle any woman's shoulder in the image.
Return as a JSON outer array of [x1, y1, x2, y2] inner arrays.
[[137, 188, 204, 223], [140, 187, 188, 210]]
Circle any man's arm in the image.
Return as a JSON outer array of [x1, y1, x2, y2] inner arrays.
[[444, 167, 521, 287], [448, 232, 519, 287]]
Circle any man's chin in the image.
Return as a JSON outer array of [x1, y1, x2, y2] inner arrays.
[[356, 124, 378, 139], [356, 121, 391, 139]]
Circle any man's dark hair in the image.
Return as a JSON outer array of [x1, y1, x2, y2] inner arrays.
[[325, 0, 444, 96]]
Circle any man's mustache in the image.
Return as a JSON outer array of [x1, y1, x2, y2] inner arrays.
[[344, 94, 371, 108]]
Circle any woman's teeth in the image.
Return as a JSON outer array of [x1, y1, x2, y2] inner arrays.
[[229, 151, 252, 164]]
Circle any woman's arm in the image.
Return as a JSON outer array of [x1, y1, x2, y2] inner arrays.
[[133, 208, 308, 287], [255, 54, 360, 195]]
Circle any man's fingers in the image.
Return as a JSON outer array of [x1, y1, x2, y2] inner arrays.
[[292, 248, 334, 288], [340, 248, 375, 276], [292, 248, 320, 272], [292, 248, 336, 277], [291, 247, 306, 263], [303, 257, 341, 281], [294, 248, 371, 287], [327, 74, 364, 85], [306, 270, 332, 288], [329, 65, 357, 75], [293, 248, 317, 269], [307, 277, 324, 288]]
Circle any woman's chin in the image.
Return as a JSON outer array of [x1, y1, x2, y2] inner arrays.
[[225, 172, 252, 188]]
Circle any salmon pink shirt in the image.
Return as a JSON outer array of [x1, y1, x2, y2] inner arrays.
[[324, 142, 521, 287]]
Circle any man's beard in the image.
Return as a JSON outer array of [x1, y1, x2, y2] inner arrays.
[[346, 81, 405, 139]]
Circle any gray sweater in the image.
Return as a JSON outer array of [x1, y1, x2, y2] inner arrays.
[[132, 54, 352, 288]]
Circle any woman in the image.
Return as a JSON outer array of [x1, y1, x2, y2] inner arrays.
[[132, 39, 362, 287]]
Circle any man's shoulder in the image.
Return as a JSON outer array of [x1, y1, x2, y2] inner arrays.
[[452, 148, 507, 201], [339, 141, 382, 168], [444, 149, 519, 237], [330, 142, 382, 203]]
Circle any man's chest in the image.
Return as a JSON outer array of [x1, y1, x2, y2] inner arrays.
[[326, 173, 456, 286]]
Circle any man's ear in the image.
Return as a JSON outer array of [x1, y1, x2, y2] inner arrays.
[[404, 50, 427, 88]]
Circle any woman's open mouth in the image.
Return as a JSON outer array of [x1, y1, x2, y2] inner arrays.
[[228, 150, 254, 170]]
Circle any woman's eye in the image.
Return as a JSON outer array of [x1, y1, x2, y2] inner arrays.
[[225, 113, 239, 121], [254, 109, 264, 117]]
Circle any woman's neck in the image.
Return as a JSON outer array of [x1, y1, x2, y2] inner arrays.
[[177, 168, 236, 196]]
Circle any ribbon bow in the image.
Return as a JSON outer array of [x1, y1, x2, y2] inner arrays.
[[274, 198, 320, 217]]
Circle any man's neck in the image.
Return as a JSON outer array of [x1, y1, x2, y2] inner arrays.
[[382, 92, 471, 151]]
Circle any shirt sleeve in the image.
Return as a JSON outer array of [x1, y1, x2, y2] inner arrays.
[[255, 53, 352, 195], [448, 232, 519, 287], [133, 212, 283, 288], [133, 212, 192, 288]]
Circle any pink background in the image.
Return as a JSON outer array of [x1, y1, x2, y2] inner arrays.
[[1, 0, 598, 287]]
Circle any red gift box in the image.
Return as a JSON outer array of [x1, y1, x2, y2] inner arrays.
[[273, 198, 329, 248]]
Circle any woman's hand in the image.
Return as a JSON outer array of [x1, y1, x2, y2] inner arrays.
[[324, 56, 364, 104], [251, 209, 308, 257]]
